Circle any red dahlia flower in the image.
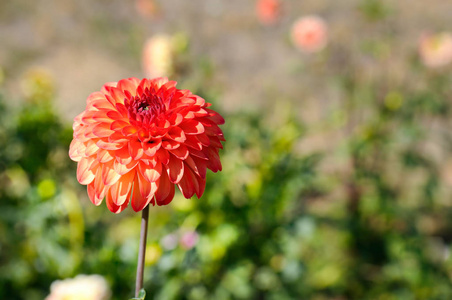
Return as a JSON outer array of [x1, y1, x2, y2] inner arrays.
[[69, 77, 224, 213]]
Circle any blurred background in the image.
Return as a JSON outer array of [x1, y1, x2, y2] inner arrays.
[[1, 0, 452, 299]]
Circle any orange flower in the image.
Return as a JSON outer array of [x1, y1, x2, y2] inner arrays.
[[291, 15, 328, 53], [256, 0, 281, 25], [419, 32, 452, 68], [69, 78, 225, 213]]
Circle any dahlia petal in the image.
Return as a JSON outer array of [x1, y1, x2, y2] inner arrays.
[[209, 136, 224, 149], [143, 140, 162, 157], [205, 108, 225, 124], [96, 139, 125, 150], [93, 123, 115, 138], [109, 87, 126, 104], [139, 161, 162, 182], [86, 91, 106, 104], [101, 82, 118, 94], [131, 178, 146, 211], [110, 170, 135, 206], [170, 145, 189, 160], [81, 126, 97, 139], [178, 97, 196, 105], [81, 111, 99, 124], [179, 164, 204, 198], [77, 157, 98, 185], [129, 139, 144, 160], [131, 174, 154, 212], [91, 99, 115, 110], [87, 182, 103, 206], [114, 159, 138, 175], [85, 140, 100, 157], [169, 113, 184, 126], [195, 133, 211, 147], [137, 129, 151, 142], [140, 155, 157, 167], [177, 168, 196, 199], [106, 188, 129, 213], [195, 176, 206, 198], [102, 161, 121, 186], [136, 171, 158, 201], [106, 110, 123, 121], [122, 126, 138, 136], [188, 148, 208, 160], [92, 111, 112, 123], [117, 78, 140, 96], [115, 103, 129, 118], [193, 108, 209, 117], [104, 94, 117, 106], [115, 146, 133, 165], [185, 155, 207, 179], [168, 126, 186, 142], [162, 139, 180, 150], [162, 80, 177, 90], [69, 139, 84, 162], [109, 131, 129, 143], [152, 77, 169, 89], [184, 135, 203, 150], [191, 95, 206, 106], [180, 120, 205, 135], [167, 155, 184, 184], [183, 110, 196, 119], [204, 123, 223, 136], [110, 120, 129, 131], [206, 147, 222, 172], [93, 167, 107, 201], [155, 173, 175, 205], [156, 148, 170, 165], [97, 149, 114, 163]]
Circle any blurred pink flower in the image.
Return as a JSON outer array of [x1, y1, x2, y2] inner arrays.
[[291, 15, 328, 53], [419, 32, 452, 68], [256, 0, 281, 25], [180, 231, 199, 250], [142, 35, 173, 78]]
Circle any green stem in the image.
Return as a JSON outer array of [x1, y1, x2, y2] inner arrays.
[[135, 205, 149, 297]]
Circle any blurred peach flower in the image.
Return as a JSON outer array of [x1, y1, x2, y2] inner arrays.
[[419, 32, 452, 68], [45, 274, 110, 300], [291, 15, 328, 53], [135, 0, 158, 18], [142, 35, 173, 78], [256, 0, 282, 25]]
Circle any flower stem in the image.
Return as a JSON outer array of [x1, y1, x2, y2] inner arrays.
[[135, 205, 149, 297]]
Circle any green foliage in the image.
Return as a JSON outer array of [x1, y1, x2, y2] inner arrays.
[[130, 289, 146, 300]]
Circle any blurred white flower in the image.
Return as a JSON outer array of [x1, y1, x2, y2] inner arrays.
[[419, 32, 452, 68], [291, 15, 328, 53], [160, 232, 179, 250], [45, 274, 111, 300], [142, 34, 173, 78]]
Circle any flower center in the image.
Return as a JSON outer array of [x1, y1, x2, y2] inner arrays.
[[125, 88, 167, 128]]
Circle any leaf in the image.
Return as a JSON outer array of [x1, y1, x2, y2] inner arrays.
[[129, 289, 146, 300]]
